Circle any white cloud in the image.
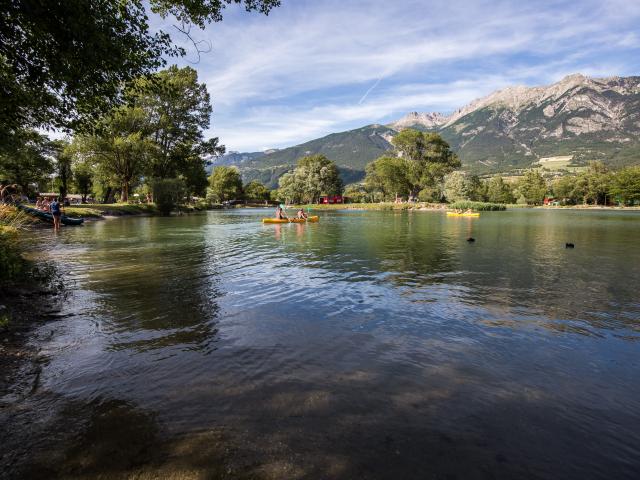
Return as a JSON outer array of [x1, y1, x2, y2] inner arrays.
[[167, 0, 640, 151]]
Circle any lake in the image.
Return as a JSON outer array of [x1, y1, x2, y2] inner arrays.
[[3, 208, 640, 479]]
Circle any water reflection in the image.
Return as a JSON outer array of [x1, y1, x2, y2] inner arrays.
[[8, 208, 640, 479]]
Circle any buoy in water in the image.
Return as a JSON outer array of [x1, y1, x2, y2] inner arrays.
[[565, 243, 575, 248]]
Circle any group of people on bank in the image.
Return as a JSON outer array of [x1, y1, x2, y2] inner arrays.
[[35, 196, 64, 231]]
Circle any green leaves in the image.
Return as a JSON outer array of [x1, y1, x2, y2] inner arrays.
[[365, 130, 460, 200], [243, 180, 270, 201], [1, 1, 279, 148], [516, 170, 548, 205], [208, 166, 242, 202], [277, 155, 343, 204]]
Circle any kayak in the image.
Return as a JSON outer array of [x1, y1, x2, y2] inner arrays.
[[263, 215, 319, 224], [446, 211, 480, 217], [17, 204, 85, 225]]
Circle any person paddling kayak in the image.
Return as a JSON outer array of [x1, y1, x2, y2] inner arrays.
[[297, 208, 308, 220], [275, 206, 288, 220]]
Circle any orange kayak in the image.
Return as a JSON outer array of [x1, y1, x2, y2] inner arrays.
[[262, 215, 319, 224]]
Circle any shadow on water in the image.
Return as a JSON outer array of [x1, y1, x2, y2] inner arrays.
[[8, 357, 640, 480]]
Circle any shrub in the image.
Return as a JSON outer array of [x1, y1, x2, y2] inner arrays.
[[151, 178, 185, 215], [0, 226, 27, 282], [448, 201, 506, 211]]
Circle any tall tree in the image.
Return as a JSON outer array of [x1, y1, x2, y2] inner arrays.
[[50, 140, 73, 200], [391, 129, 460, 197], [134, 66, 224, 179], [0, 129, 53, 194], [610, 166, 640, 205], [486, 176, 515, 204], [296, 155, 343, 203], [277, 155, 343, 204], [0, 1, 280, 147], [73, 161, 94, 204], [516, 170, 548, 205], [244, 180, 270, 201], [208, 166, 242, 202], [443, 171, 472, 202], [365, 156, 412, 201], [75, 106, 152, 202]]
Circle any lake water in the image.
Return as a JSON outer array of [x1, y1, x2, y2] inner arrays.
[[3, 208, 640, 479]]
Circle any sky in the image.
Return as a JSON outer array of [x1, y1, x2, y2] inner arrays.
[[165, 0, 640, 152]]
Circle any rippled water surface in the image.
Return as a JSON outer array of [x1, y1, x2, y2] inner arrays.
[[5, 209, 640, 479]]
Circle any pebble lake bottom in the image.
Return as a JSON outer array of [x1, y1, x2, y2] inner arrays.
[[2, 208, 639, 479]]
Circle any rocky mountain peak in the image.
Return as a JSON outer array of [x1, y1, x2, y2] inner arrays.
[[390, 111, 448, 130]]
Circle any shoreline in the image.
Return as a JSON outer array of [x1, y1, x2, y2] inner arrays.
[[286, 202, 640, 212]]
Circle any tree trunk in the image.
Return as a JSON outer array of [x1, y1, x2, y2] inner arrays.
[[121, 182, 129, 203]]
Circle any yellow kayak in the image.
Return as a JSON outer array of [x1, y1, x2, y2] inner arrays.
[[446, 212, 480, 217], [262, 215, 319, 224]]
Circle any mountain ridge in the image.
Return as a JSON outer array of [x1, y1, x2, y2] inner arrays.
[[215, 73, 640, 187]]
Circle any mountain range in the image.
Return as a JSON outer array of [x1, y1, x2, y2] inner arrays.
[[213, 74, 640, 187]]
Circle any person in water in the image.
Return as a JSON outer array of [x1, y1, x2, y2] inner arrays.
[[297, 209, 308, 219], [275, 206, 288, 220], [50, 196, 63, 231]]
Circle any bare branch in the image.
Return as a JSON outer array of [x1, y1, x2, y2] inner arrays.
[[172, 22, 212, 64]]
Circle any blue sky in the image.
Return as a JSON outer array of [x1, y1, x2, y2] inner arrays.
[[166, 0, 640, 152]]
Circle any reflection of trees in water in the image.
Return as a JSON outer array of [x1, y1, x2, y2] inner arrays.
[[454, 212, 640, 334], [77, 217, 222, 353], [270, 212, 459, 287]]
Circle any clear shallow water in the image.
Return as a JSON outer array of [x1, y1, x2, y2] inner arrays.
[[4, 209, 640, 479]]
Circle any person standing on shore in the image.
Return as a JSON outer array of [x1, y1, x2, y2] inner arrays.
[[50, 197, 62, 232]]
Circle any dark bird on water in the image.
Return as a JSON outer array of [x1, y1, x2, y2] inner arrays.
[[467, 237, 475, 242], [565, 243, 575, 248]]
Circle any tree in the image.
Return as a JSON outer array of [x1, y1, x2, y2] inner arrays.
[[277, 155, 343, 204], [364, 156, 411, 201], [277, 171, 304, 204], [244, 180, 270, 201], [516, 170, 548, 205], [0, 129, 53, 194], [552, 162, 612, 205], [151, 178, 185, 215], [552, 175, 578, 203], [0, 1, 280, 148], [443, 171, 472, 202], [343, 184, 370, 203], [50, 141, 73, 200], [134, 66, 224, 179], [467, 175, 487, 201], [296, 155, 343, 203], [391, 130, 461, 198], [75, 106, 153, 202], [72, 161, 94, 204], [208, 166, 242, 202], [486, 176, 515, 204], [610, 166, 640, 205], [584, 161, 611, 205], [181, 156, 210, 198]]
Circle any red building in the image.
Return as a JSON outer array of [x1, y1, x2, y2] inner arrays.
[[319, 195, 345, 204]]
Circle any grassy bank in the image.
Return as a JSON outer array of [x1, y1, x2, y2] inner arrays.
[[1, 205, 62, 331], [448, 201, 506, 211], [63, 203, 158, 218]]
